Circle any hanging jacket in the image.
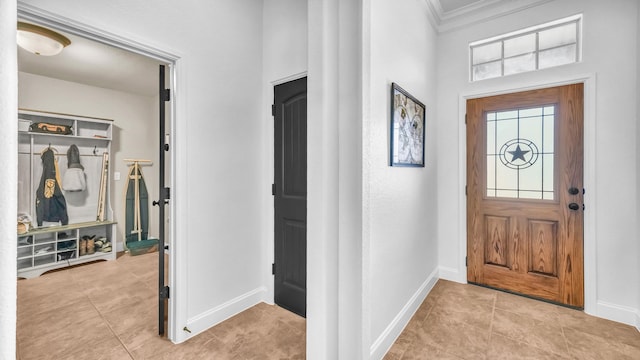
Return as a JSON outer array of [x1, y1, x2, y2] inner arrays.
[[36, 148, 69, 226], [62, 144, 86, 191]]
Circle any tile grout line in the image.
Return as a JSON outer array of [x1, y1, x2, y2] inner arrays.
[[83, 269, 136, 360], [398, 302, 436, 359], [486, 294, 496, 357], [560, 323, 571, 357], [493, 295, 573, 358]]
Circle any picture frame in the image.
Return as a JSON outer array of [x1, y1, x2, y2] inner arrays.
[[390, 83, 425, 167]]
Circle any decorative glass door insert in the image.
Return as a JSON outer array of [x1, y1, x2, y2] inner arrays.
[[486, 105, 555, 200]]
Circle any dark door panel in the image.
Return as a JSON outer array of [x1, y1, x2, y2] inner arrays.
[[274, 77, 307, 317]]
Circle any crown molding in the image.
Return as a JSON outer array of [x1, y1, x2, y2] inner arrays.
[[423, 0, 554, 33]]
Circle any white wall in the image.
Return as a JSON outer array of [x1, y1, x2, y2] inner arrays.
[[436, 0, 639, 325], [0, 1, 18, 358], [366, 0, 439, 358], [18, 72, 158, 251], [17, 0, 265, 344], [261, 0, 308, 306]]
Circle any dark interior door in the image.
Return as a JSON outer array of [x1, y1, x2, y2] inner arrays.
[[156, 64, 171, 334], [274, 77, 307, 317]]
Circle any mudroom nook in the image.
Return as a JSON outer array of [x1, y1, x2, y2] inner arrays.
[[17, 109, 116, 278]]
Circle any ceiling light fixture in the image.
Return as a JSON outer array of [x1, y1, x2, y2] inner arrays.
[[17, 22, 71, 56]]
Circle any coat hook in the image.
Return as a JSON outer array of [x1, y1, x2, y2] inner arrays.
[[93, 146, 98, 155]]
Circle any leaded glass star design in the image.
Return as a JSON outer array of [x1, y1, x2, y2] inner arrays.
[[499, 139, 539, 169], [508, 145, 530, 162]]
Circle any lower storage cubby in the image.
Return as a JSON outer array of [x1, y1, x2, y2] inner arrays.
[[57, 250, 76, 262], [34, 254, 56, 267], [17, 258, 33, 270], [17, 246, 33, 258], [34, 233, 55, 245], [17, 221, 116, 278], [57, 240, 77, 251], [79, 226, 113, 256], [34, 243, 55, 256]]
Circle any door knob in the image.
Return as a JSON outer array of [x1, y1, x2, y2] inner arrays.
[[568, 187, 580, 195], [568, 203, 580, 211]]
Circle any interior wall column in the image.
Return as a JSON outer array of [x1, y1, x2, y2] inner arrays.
[[0, 0, 18, 357], [307, 0, 340, 357], [307, 0, 365, 358], [337, 0, 365, 359]]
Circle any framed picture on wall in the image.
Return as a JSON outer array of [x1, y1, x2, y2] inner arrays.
[[390, 83, 425, 167]]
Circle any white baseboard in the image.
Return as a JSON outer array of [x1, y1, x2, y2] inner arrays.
[[596, 301, 639, 327], [438, 265, 465, 284], [369, 267, 439, 360], [184, 287, 267, 339], [636, 311, 640, 332]]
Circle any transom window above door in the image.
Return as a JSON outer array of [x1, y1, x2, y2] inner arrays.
[[470, 15, 582, 81]]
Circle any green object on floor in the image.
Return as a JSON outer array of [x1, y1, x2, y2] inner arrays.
[[124, 162, 149, 244], [127, 237, 158, 256], [124, 160, 156, 256]]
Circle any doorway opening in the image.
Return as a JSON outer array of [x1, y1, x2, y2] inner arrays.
[[16, 7, 178, 345]]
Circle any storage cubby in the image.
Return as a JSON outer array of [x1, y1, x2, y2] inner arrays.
[[17, 109, 117, 278]]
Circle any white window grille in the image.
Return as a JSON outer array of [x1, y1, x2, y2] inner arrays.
[[470, 15, 582, 81]]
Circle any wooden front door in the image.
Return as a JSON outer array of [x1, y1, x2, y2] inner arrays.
[[467, 84, 584, 308], [274, 77, 307, 317]]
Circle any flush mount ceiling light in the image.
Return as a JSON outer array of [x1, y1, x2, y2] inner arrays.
[[17, 22, 71, 56]]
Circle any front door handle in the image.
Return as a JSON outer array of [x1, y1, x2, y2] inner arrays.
[[568, 203, 580, 211]]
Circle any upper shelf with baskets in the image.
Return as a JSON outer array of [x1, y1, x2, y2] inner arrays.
[[18, 109, 113, 141]]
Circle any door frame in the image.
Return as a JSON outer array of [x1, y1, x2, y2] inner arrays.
[[18, 3, 182, 342], [456, 73, 596, 315]]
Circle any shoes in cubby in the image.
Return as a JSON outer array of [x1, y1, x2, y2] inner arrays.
[[79, 237, 87, 256], [86, 236, 96, 255], [95, 237, 112, 252]]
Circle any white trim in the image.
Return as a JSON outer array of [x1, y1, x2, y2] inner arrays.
[[17, 3, 179, 63], [438, 265, 464, 283], [636, 311, 640, 332], [271, 71, 308, 86], [596, 301, 639, 327], [423, 0, 554, 34], [458, 73, 597, 314], [185, 287, 267, 338], [369, 267, 439, 360], [17, 2, 184, 343], [170, 58, 188, 343]]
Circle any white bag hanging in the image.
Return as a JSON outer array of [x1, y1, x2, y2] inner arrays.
[[62, 167, 86, 191], [62, 144, 87, 191]]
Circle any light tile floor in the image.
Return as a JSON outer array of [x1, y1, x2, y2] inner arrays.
[[17, 254, 640, 359], [16, 252, 305, 359], [385, 280, 640, 360]]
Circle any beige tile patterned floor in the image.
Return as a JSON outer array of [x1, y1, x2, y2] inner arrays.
[[17, 255, 640, 359], [385, 279, 640, 360], [16, 252, 306, 359]]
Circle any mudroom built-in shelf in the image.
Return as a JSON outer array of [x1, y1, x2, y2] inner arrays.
[[17, 109, 117, 279]]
